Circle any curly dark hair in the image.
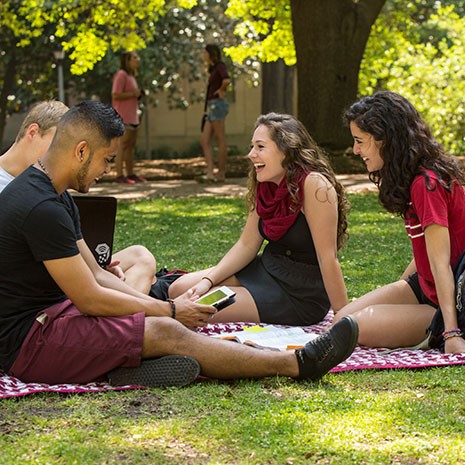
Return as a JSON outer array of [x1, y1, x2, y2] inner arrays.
[[345, 91, 465, 217], [246, 113, 349, 250]]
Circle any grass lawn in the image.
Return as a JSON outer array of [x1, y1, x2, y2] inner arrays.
[[1, 193, 464, 465]]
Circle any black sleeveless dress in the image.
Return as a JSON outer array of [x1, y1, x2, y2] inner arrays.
[[235, 212, 330, 325]]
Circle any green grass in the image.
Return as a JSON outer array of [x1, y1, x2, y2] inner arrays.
[[1, 193, 464, 465]]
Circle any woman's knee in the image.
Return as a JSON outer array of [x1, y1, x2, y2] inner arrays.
[[129, 245, 156, 271], [167, 274, 188, 299], [333, 304, 364, 324]]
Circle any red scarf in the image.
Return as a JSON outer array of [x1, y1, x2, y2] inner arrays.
[[256, 173, 306, 241]]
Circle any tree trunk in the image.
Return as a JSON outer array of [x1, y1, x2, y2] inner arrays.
[[290, 0, 386, 150], [0, 52, 17, 150], [261, 60, 295, 115]]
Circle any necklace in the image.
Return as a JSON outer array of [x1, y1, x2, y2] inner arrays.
[[37, 158, 52, 181]]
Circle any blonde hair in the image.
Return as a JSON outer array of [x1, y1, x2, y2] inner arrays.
[[15, 101, 68, 143]]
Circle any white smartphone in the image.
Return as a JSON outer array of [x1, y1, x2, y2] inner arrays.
[[195, 286, 236, 310]]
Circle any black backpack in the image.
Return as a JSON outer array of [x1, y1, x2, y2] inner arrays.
[[428, 251, 465, 351]]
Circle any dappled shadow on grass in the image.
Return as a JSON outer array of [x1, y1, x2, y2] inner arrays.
[[1, 369, 465, 464]]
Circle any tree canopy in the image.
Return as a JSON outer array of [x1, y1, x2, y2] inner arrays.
[[226, 0, 465, 153], [1, 0, 197, 74], [2, 0, 465, 153], [0, 0, 247, 145], [361, 0, 465, 154]]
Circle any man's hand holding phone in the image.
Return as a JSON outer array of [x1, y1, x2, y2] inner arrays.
[[171, 289, 218, 329]]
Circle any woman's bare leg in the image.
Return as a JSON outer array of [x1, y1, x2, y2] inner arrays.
[[123, 126, 138, 177], [211, 119, 227, 181], [334, 279, 435, 348], [200, 122, 215, 179]]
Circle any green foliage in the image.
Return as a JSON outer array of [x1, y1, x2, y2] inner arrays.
[[0, 0, 254, 136], [5, 0, 465, 154], [361, 1, 465, 154], [225, 0, 295, 66], [227, 0, 465, 154], [1, 0, 168, 74], [1, 194, 465, 464]]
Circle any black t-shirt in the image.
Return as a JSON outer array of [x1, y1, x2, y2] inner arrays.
[[0, 166, 82, 371]]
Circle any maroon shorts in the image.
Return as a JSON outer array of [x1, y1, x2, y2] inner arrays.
[[9, 299, 145, 385]]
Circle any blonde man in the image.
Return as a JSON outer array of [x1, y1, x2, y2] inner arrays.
[[0, 101, 69, 190], [0, 101, 156, 294]]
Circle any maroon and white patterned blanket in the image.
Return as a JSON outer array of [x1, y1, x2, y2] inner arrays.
[[2, 312, 465, 399]]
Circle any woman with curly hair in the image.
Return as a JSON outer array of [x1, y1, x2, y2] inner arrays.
[[169, 113, 349, 326], [334, 91, 465, 354]]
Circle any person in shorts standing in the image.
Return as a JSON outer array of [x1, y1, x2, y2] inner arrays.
[[112, 50, 145, 184], [198, 44, 231, 183]]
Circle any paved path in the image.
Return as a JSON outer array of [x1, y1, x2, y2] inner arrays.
[[88, 174, 376, 201]]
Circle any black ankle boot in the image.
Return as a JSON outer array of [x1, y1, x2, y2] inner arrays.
[[295, 316, 359, 381]]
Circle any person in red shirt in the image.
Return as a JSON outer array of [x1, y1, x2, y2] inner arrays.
[[334, 91, 465, 354], [198, 44, 231, 183], [111, 51, 145, 184]]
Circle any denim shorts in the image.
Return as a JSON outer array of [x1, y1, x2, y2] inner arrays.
[[206, 98, 229, 122]]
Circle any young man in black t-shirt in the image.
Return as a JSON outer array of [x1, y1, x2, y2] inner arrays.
[[0, 100, 359, 387]]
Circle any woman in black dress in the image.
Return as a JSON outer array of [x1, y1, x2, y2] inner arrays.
[[170, 113, 349, 326]]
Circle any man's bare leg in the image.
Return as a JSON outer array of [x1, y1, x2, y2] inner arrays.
[[142, 317, 298, 378], [141, 316, 358, 380]]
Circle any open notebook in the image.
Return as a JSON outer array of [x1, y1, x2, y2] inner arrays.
[[72, 195, 117, 268]]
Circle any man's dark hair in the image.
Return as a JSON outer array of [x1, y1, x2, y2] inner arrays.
[[60, 100, 125, 143]]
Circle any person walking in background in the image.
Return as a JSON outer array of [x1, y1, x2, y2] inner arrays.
[[111, 50, 145, 184], [170, 113, 349, 326], [198, 44, 231, 183]]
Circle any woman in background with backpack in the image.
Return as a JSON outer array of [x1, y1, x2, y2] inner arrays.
[[334, 91, 465, 354]]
